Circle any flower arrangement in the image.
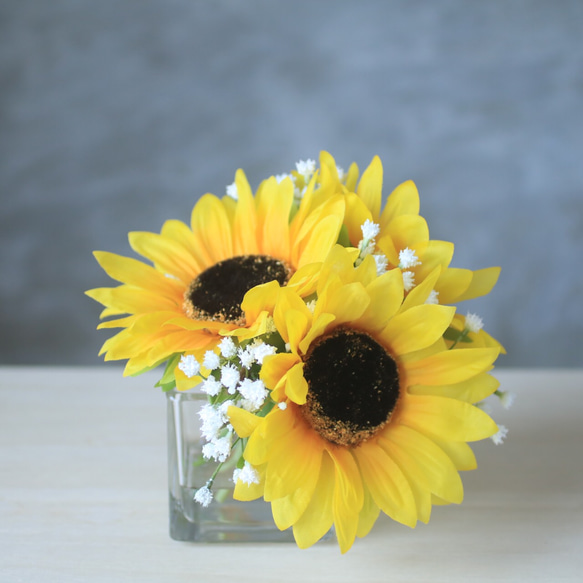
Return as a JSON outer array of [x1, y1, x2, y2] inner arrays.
[[87, 152, 509, 553]]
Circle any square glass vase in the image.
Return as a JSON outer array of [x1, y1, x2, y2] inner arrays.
[[167, 388, 296, 543]]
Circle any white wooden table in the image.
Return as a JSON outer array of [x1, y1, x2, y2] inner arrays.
[[0, 367, 581, 582]]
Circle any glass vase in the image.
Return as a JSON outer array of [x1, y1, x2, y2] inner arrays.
[[167, 388, 297, 543]]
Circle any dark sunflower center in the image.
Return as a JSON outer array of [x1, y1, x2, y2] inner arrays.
[[301, 328, 400, 446], [183, 255, 291, 325]]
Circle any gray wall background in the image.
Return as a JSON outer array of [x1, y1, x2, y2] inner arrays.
[[1, 0, 582, 368]]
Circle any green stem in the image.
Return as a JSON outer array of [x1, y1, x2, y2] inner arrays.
[[206, 437, 241, 489], [449, 329, 469, 350]]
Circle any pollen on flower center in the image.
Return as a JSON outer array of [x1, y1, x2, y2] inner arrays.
[[183, 255, 292, 325], [301, 328, 400, 447]]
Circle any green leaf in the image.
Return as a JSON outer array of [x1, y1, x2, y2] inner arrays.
[[337, 224, 351, 247], [443, 327, 472, 343], [155, 353, 181, 388]]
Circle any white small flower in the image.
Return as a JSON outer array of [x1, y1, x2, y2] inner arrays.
[[336, 166, 346, 181], [201, 441, 217, 460], [373, 254, 388, 276], [238, 347, 255, 369], [238, 378, 267, 410], [425, 290, 440, 305], [278, 401, 287, 410], [295, 159, 316, 179], [275, 173, 292, 183], [201, 376, 222, 397], [294, 186, 306, 200], [226, 181, 238, 200], [178, 354, 200, 378], [305, 299, 317, 314], [491, 425, 508, 445], [202, 433, 232, 462], [361, 219, 380, 241], [220, 364, 240, 394], [251, 342, 276, 365], [465, 312, 484, 334], [402, 271, 416, 292], [194, 485, 213, 507], [358, 239, 375, 257], [218, 400, 234, 423], [202, 350, 221, 371], [213, 434, 233, 462], [198, 404, 224, 441], [399, 248, 421, 269], [218, 337, 237, 359], [233, 462, 260, 486], [499, 391, 516, 410]]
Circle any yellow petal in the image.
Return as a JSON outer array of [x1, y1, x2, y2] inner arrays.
[[433, 439, 477, 471], [241, 280, 281, 323], [345, 161, 359, 192], [274, 287, 311, 346], [257, 176, 293, 260], [355, 484, 381, 538], [128, 231, 198, 284], [285, 362, 309, 404], [190, 193, 233, 264], [318, 281, 370, 327], [433, 268, 473, 305], [380, 425, 464, 504], [380, 305, 455, 355], [146, 329, 216, 365], [398, 394, 499, 442], [356, 268, 404, 332], [264, 423, 323, 501], [244, 407, 294, 466], [377, 435, 432, 524], [328, 447, 364, 553], [271, 488, 312, 531], [454, 267, 501, 302], [380, 180, 420, 229], [388, 215, 429, 252], [409, 372, 500, 403], [414, 240, 454, 282], [292, 452, 336, 549], [376, 233, 399, 266], [298, 312, 336, 355], [86, 286, 178, 315], [160, 219, 206, 272], [99, 327, 162, 360], [404, 347, 500, 386], [175, 371, 202, 392], [399, 266, 441, 312], [232, 169, 259, 255], [295, 213, 344, 268], [260, 352, 301, 391], [227, 406, 262, 438], [129, 311, 181, 334], [357, 155, 383, 220], [354, 441, 416, 528], [96, 315, 136, 329], [234, 466, 265, 501], [342, 193, 372, 246], [286, 262, 322, 297], [92, 251, 183, 299]]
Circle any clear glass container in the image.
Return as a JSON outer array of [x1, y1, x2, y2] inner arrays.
[[167, 388, 297, 543]]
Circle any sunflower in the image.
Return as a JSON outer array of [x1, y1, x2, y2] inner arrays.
[[86, 169, 345, 384], [315, 151, 501, 305], [228, 246, 500, 553]]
